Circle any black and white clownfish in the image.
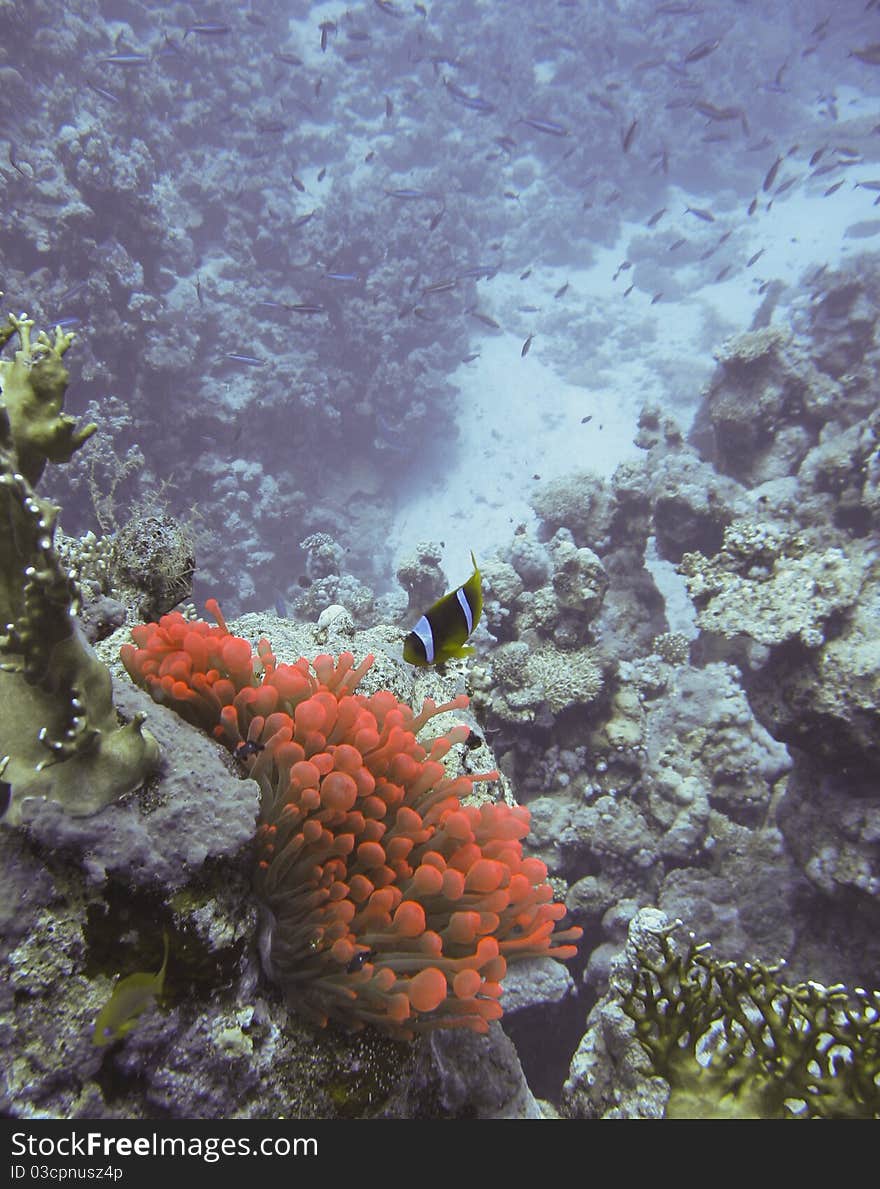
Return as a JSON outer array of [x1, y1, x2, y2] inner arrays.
[[403, 551, 482, 666]]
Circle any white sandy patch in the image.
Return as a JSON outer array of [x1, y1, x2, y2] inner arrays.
[[392, 331, 643, 576]]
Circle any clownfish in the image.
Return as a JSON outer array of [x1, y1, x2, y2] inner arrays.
[[403, 552, 482, 666], [92, 932, 169, 1046]]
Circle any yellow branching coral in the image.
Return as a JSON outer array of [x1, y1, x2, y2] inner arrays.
[[621, 921, 880, 1119]]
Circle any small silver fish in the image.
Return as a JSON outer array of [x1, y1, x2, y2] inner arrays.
[[184, 23, 230, 38], [100, 53, 150, 65], [87, 82, 120, 102], [684, 38, 721, 64], [468, 309, 501, 330], [226, 352, 264, 365], [685, 204, 715, 222], [422, 279, 457, 295], [520, 116, 569, 137], [763, 155, 783, 191]]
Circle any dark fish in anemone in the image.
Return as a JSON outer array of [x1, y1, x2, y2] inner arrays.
[[403, 552, 482, 666]]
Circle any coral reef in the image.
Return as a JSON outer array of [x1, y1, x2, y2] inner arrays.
[[2, 597, 572, 1119], [627, 274, 880, 1003], [776, 765, 880, 899], [379, 1026, 545, 1118], [285, 532, 377, 626], [679, 524, 863, 651], [688, 326, 839, 485], [396, 541, 448, 617], [679, 521, 879, 774], [639, 415, 747, 563], [563, 910, 880, 1119], [0, 308, 158, 824], [119, 602, 582, 1039], [481, 641, 604, 725], [110, 511, 195, 621], [804, 265, 880, 383], [4, 0, 880, 1120], [0, 826, 406, 1120]]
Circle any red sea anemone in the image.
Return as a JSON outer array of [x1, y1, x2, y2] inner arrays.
[[121, 600, 581, 1038]]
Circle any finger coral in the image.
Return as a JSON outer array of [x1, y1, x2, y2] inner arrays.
[[620, 918, 880, 1119], [121, 600, 582, 1038]]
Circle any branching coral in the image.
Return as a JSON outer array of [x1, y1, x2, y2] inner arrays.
[[0, 313, 97, 486], [621, 922, 880, 1118], [121, 601, 582, 1038]]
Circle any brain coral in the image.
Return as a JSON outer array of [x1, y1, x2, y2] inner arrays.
[[121, 601, 581, 1038]]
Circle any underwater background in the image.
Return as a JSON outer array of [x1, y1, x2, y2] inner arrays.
[[1, 0, 880, 1119]]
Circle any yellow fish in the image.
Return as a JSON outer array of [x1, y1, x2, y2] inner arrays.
[[92, 932, 169, 1046], [403, 551, 483, 666]]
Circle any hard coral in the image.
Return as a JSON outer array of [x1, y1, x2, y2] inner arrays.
[[121, 601, 582, 1039], [620, 918, 880, 1119], [0, 305, 159, 825]]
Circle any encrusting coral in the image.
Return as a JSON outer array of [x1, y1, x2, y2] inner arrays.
[[0, 304, 159, 824], [120, 600, 582, 1039]]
